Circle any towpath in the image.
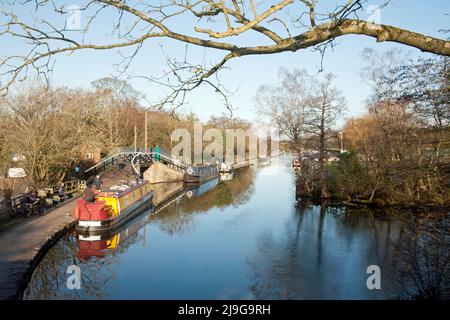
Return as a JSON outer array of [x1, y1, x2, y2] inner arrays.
[[0, 199, 77, 300]]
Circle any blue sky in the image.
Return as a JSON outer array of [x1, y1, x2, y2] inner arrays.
[[2, 0, 449, 123]]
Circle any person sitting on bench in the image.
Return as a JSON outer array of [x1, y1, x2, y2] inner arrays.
[[58, 183, 67, 200]]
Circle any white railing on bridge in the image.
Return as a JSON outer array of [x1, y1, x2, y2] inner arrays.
[[84, 150, 187, 174]]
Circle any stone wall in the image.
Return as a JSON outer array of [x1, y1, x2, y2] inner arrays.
[[143, 162, 184, 184]]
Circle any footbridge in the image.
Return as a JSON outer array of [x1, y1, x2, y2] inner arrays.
[[85, 148, 270, 179], [84, 148, 186, 176]]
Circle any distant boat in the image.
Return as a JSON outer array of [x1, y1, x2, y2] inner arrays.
[[74, 179, 153, 234], [219, 162, 234, 173], [220, 172, 234, 181], [184, 164, 219, 183], [258, 157, 271, 167]]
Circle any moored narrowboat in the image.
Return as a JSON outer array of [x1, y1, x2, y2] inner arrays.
[[184, 164, 219, 183], [76, 209, 151, 260], [219, 162, 234, 173], [74, 179, 153, 234]]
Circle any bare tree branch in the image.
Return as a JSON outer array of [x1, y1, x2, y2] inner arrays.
[[0, 0, 448, 105]]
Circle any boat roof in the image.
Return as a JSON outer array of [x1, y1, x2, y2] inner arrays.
[[101, 179, 148, 196]]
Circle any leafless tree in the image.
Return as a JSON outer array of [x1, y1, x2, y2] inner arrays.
[[0, 1, 448, 109], [305, 74, 346, 198], [341, 50, 450, 206], [91, 77, 143, 147], [0, 82, 109, 185], [256, 68, 310, 155], [257, 69, 345, 198], [362, 49, 450, 128]]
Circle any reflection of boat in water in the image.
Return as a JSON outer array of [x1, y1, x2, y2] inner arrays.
[[219, 162, 234, 173], [77, 212, 149, 260], [74, 179, 153, 234], [258, 157, 271, 167], [77, 210, 151, 260], [186, 178, 219, 198], [220, 172, 234, 181], [76, 179, 219, 260]]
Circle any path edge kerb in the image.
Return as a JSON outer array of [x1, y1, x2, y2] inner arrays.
[[1, 195, 80, 300], [16, 219, 76, 300]]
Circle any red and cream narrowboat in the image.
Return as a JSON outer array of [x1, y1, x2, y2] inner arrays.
[[73, 179, 153, 234]]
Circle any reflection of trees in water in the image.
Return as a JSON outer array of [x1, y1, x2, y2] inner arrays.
[[247, 200, 327, 299], [25, 168, 256, 298], [24, 230, 144, 299], [153, 167, 256, 235], [338, 207, 402, 265], [387, 213, 450, 299], [246, 202, 408, 299], [184, 167, 256, 212], [114, 226, 145, 254], [247, 205, 306, 299], [247, 198, 449, 300], [152, 202, 197, 235]]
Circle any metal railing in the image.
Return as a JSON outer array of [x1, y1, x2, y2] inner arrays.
[[85, 147, 187, 175]]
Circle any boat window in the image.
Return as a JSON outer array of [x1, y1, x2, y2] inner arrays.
[[125, 197, 129, 205]]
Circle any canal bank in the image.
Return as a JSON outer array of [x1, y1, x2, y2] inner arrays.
[[8, 159, 449, 300], [0, 199, 77, 300], [0, 174, 222, 300], [23, 160, 438, 300]]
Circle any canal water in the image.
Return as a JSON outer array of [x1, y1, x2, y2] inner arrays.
[[23, 157, 446, 299]]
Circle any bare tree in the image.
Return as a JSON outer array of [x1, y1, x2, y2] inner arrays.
[[0, 1, 448, 108], [305, 74, 346, 198], [91, 77, 143, 147], [362, 49, 450, 128], [256, 68, 311, 154], [340, 50, 450, 206], [0, 82, 109, 185], [91, 77, 141, 103], [257, 69, 345, 198]]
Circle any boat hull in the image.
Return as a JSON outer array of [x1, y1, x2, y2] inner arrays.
[[184, 173, 219, 183], [184, 164, 219, 183], [76, 191, 153, 235]]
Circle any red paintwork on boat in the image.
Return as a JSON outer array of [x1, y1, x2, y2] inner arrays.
[[77, 240, 106, 260], [76, 199, 110, 221]]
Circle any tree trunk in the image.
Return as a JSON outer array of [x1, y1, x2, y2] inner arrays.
[[319, 110, 330, 199]]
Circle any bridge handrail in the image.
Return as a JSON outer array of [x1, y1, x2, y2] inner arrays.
[[84, 153, 123, 173], [84, 151, 187, 174], [85, 150, 266, 175]]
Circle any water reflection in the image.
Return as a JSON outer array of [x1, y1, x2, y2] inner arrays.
[[386, 213, 450, 299], [23, 160, 449, 300], [220, 172, 234, 181], [246, 201, 405, 299], [24, 167, 256, 299]]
